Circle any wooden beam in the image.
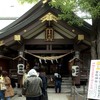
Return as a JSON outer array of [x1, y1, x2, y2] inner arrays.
[[1, 20, 43, 46], [0, 55, 13, 60], [4, 35, 24, 46], [54, 30, 71, 39], [53, 22, 76, 38], [25, 25, 46, 39], [27, 50, 72, 54], [53, 25, 75, 39], [57, 20, 90, 40], [25, 39, 74, 45], [23, 22, 46, 38]]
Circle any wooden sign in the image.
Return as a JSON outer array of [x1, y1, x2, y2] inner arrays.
[[45, 28, 54, 41], [87, 60, 100, 99], [78, 35, 84, 40], [14, 35, 21, 41]]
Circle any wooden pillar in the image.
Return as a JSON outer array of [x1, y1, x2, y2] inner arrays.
[[73, 39, 81, 85], [73, 59, 81, 85], [18, 44, 25, 88]]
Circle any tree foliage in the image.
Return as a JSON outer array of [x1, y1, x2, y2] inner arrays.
[[17, 0, 39, 4], [49, 0, 100, 25], [50, 0, 100, 19]]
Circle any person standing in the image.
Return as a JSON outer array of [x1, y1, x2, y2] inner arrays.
[[39, 70, 48, 100], [2, 71, 14, 100], [33, 66, 48, 100], [54, 72, 62, 93], [22, 69, 43, 100]]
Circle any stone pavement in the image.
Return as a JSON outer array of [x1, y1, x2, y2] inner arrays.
[[11, 88, 71, 100], [11, 93, 70, 100], [11, 85, 87, 100]]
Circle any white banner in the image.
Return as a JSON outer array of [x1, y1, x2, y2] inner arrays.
[[87, 60, 100, 99]]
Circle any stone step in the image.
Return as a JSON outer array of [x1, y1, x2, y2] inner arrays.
[[61, 77, 72, 88], [62, 81, 72, 83], [62, 77, 71, 79], [62, 77, 72, 81], [62, 81, 72, 85], [61, 85, 71, 88], [62, 79, 72, 81]]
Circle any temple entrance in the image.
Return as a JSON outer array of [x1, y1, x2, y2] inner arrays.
[[25, 52, 74, 77], [25, 52, 73, 87]]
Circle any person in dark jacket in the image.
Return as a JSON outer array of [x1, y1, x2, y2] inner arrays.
[[39, 71, 48, 100], [54, 73, 62, 93], [22, 69, 43, 100], [34, 67, 48, 100]]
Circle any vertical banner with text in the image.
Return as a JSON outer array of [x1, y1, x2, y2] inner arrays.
[[87, 60, 100, 99]]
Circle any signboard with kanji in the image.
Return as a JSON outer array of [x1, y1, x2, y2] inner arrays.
[[87, 60, 100, 99]]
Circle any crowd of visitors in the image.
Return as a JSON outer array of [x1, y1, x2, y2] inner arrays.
[[0, 63, 62, 100]]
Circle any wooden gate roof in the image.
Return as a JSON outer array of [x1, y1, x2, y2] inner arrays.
[[0, 0, 92, 52]]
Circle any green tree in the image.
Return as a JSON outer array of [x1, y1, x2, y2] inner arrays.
[[18, 0, 100, 59], [17, 0, 38, 4]]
